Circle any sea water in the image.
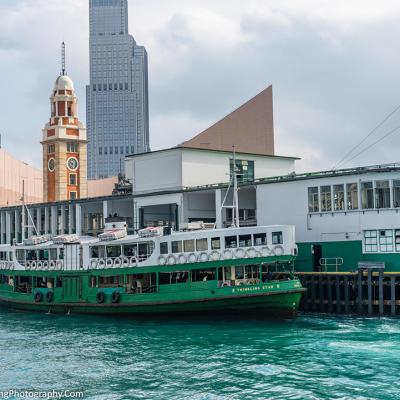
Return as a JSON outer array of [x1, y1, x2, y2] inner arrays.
[[0, 309, 399, 400]]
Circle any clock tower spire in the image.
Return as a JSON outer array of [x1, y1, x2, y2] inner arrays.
[[42, 43, 88, 202]]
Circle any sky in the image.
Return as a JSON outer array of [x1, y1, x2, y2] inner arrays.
[[1, 0, 400, 173]]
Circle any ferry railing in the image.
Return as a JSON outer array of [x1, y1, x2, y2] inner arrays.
[[320, 257, 344, 272]]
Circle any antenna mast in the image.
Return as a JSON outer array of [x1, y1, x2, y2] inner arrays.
[[232, 146, 240, 228], [61, 42, 66, 76]]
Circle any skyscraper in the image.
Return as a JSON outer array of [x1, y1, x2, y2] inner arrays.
[[86, 0, 149, 179]]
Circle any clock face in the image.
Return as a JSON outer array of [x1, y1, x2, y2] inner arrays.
[[48, 158, 55, 172], [67, 157, 79, 171]]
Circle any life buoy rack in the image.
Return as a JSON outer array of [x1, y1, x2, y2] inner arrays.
[[158, 255, 167, 266], [199, 252, 209, 262], [106, 258, 113, 268], [187, 253, 197, 263], [111, 291, 121, 304], [210, 250, 221, 261], [113, 257, 122, 268], [46, 291, 54, 303], [177, 253, 187, 264], [273, 245, 284, 256], [90, 259, 98, 270], [223, 249, 233, 260], [167, 255, 176, 265], [34, 291, 43, 303], [96, 291, 106, 304]]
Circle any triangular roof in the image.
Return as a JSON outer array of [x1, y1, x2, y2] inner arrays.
[[181, 85, 274, 155]]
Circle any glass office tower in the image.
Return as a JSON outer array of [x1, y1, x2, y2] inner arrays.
[[86, 0, 149, 179]]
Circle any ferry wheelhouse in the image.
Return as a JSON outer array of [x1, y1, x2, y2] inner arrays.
[[0, 219, 305, 317]]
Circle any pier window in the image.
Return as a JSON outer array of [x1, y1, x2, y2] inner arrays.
[[183, 239, 195, 253], [395, 230, 400, 251], [333, 184, 345, 211], [225, 236, 237, 248], [160, 242, 168, 255], [192, 269, 216, 282], [253, 233, 266, 246], [67, 143, 78, 153], [239, 234, 252, 247], [375, 181, 390, 209], [272, 231, 283, 245], [320, 186, 332, 212], [308, 187, 319, 212], [393, 180, 400, 208], [346, 183, 358, 210], [196, 238, 208, 251], [171, 241, 183, 253], [379, 230, 393, 252], [361, 182, 374, 209], [211, 237, 221, 250], [364, 230, 378, 253]]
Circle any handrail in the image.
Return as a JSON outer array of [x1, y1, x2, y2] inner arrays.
[[320, 257, 344, 272]]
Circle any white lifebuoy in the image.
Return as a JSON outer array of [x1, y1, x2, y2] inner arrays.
[[113, 257, 122, 268], [122, 257, 130, 267], [90, 259, 98, 269], [274, 245, 284, 256], [235, 248, 245, 259], [246, 247, 258, 258], [210, 250, 221, 261], [177, 253, 186, 264], [49, 260, 56, 271], [199, 252, 209, 262], [56, 260, 63, 270], [37, 261, 43, 270], [261, 246, 272, 257], [98, 258, 106, 269], [129, 256, 137, 266], [43, 261, 49, 270], [158, 255, 167, 266], [25, 261, 32, 270], [223, 249, 233, 260], [31, 261, 37, 270], [167, 255, 176, 265], [187, 253, 197, 263], [106, 258, 113, 268]]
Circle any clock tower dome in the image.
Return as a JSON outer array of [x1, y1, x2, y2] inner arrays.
[[42, 43, 87, 202]]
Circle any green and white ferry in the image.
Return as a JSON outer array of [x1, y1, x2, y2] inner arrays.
[[0, 218, 305, 317]]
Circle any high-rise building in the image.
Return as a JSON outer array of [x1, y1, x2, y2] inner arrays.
[[86, 0, 150, 179]]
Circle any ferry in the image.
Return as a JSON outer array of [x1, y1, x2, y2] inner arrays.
[[0, 218, 305, 317]]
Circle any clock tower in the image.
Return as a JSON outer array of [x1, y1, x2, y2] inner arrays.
[[42, 44, 87, 202]]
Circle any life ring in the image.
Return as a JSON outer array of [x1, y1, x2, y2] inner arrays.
[[199, 252, 209, 262], [113, 257, 122, 268], [34, 291, 43, 303], [261, 246, 272, 257], [246, 248, 258, 258], [49, 261, 56, 271], [129, 256, 137, 266], [25, 261, 32, 270], [90, 259, 98, 269], [56, 260, 63, 270], [122, 257, 130, 267], [31, 261, 37, 270], [177, 253, 187, 264], [158, 255, 167, 266], [43, 261, 49, 270], [96, 291, 106, 304], [98, 258, 106, 269], [223, 249, 233, 260], [106, 258, 113, 268], [37, 261, 43, 270], [111, 291, 121, 304], [210, 250, 221, 261], [46, 291, 54, 303], [167, 255, 176, 265], [187, 253, 197, 263], [274, 245, 284, 256], [235, 248, 245, 259]]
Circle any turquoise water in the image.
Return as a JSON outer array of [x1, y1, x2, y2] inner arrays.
[[0, 310, 399, 400]]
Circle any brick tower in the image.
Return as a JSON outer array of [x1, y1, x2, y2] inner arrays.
[[42, 44, 87, 202]]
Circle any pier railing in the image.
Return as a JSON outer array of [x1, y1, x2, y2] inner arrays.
[[320, 257, 344, 272]]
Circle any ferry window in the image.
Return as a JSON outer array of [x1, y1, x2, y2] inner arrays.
[[50, 248, 57, 260], [159, 272, 172, 285], [361, 182, 374, 209], [106, 246, 121, 258], [333, 184, 344, 211], [196, 238, 208, 251], [379, 230, 393, 252], [16, 250, 24, 263], [211, 238, 221, 250], [160, 242, 168, 255], [253, 233, 266, 246], [272, 232, 283, 245], [395, 230, 400, 251], [239, 235, 251, 247], [90, 247, 99, 258], [138, 242, 154, 260], [184, 240, 195, 253], [346, 183, 358, 210], [171, 241, 183, 253], [364, 230, 378, 253], [393, 180, 400, 208], [192, 269, 216, 282], [26, 250, 37, 261], [320, 186, 332, 212], [124, 244, 137, 257], [15, 276, 32, 293], [308, 187, 319, 212], [170, 271, 189, 284], [225, 236, 237, 248], [375, 181, 390, 209], [59, 248, 64, 260]]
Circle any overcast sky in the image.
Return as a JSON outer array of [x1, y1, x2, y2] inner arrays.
[[1, 0, 400, 173]]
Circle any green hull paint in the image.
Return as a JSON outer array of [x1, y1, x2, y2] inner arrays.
[[296, 240, 400, 272]]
